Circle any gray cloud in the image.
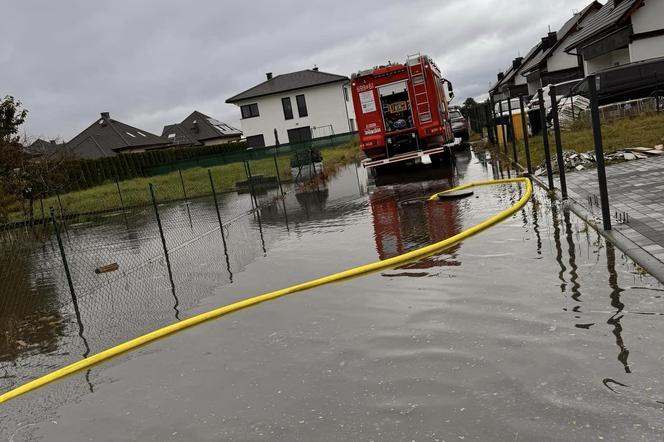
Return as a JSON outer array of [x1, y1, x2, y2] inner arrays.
[[1, 0, 594, 140]]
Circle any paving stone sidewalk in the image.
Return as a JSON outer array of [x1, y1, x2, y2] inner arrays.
[[566, 155, 664, 263]]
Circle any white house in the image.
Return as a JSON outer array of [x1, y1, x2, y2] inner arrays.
[[565, 0, 664, 74], [226, 68, 356, 148]]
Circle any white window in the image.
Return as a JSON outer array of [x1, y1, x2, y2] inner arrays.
[[126, 132, 136, 138]]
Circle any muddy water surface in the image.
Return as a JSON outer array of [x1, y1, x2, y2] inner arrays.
[[2, 149, 664, 441]]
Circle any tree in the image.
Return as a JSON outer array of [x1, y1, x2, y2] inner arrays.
[[0, 96, 28, 144], [460, 97, 478, 118], [0, 96, 35, 222], [0, 96, 86, 224]]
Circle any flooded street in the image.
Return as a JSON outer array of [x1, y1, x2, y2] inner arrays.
[[2, 147, 664, 441]]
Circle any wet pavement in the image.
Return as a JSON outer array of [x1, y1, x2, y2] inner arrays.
[[2, 149, 664, 441], [567, 156, 664, 264]]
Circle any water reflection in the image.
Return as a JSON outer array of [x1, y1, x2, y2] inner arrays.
[[368, 168, 462, 269], [538, 190, 637, 378], [605, 242, 631, 374], [545, 199, 634, 374], [563, 209, 583, 305], [0, 232, 65, 366], [295, 188, 330, 219], [550, 201, 569, 296], [484, 151, 647, 382], [530, 196, 543, 255], [255, 206, 267, 256]]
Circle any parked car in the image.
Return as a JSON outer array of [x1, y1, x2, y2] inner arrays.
[[449, 108, 469, 141]]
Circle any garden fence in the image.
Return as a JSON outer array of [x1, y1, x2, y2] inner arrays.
[[0, 140, 356, 402]]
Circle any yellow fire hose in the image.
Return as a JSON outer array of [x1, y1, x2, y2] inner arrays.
[[0, 177, 531, 405]]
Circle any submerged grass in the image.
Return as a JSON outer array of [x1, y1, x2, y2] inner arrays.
[[4, 142, 360, 222], [501, 112, 664, 168]]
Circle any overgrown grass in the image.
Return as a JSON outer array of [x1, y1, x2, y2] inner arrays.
[[3, 142, 361, 222], [469, 131, 483, 142], [318, 141, 363, 175], [506, 112, 664, 168]]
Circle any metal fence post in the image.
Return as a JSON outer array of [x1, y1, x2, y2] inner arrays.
[[51, 206, 91, 359], [498, 100, 508, 154], [549, 85, 568, 199], [149, 183, 176, 284], [485, 102, 495, 144], [537, 88, 555, 190], [490, 97, 499, 145], [54, 190, 69, 233], [51, 207, 76, 299], [208, 169, 230, 254], [178, 169, 193, 228], [115, 177, 126, 212], [507, 96, 518, 164], [273, 152, 285, 197], [178, 169, 188, 199], [115, 177, 129, 227], [243, 160, 256, 211], [519, 96, 533, 174], [56, 191, 65, 217], [245, 160, 259, 208], [588, 75, 612, 231]]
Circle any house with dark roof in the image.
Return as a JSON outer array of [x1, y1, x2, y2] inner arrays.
[[565, 0, 664, 74], [66, 112, 170, 159], [25, 138, 66, 159], [489, 42, 542, 103], [520, 1, 602, 94], [226, 68, 356, 148], [161, 111, 241, 147]]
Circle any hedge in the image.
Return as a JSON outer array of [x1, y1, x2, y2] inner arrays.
[[75, 141, 248, 188]]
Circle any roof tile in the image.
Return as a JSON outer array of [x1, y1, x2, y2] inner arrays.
[[565, 0, 642, 51], [226, 69, 348, 103]]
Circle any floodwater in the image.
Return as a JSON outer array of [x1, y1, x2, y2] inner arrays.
[[2, 148, 664, 441]]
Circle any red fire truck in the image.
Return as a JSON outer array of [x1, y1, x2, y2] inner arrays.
[[351, 54, 456, 170]]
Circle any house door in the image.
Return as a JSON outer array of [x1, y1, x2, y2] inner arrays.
[[287, 126, 312, 144]]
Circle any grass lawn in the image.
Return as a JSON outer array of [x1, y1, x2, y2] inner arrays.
[[4, 141, 361, 223], [502, 112, 664, 169]]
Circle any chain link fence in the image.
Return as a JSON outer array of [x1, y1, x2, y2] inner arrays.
[[0, 137, 359, 400]]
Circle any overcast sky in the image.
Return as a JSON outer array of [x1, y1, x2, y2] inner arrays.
[[2, 0, 596, 141]]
